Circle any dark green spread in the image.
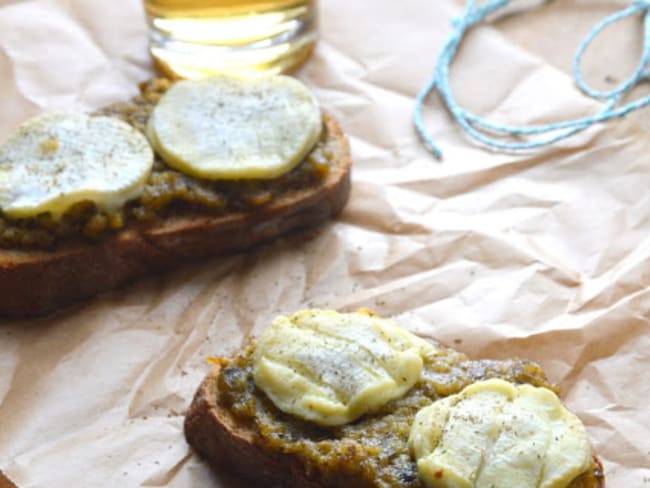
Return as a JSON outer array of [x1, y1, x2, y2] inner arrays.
[[0, 78, 333, 250], [216, 340, 605, 488]]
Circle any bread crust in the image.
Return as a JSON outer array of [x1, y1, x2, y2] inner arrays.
[[0, 114, 351, 319], [185, 364, 328, 488], [185, 364, 606, 488]]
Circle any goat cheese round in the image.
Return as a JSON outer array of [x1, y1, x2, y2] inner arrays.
[[0, 112, 153, 219], [147, 74, 322, 180]]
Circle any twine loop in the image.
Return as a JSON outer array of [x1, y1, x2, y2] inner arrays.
[[414, 0, 650, 159]]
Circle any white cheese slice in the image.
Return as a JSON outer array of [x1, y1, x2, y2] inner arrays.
[[0, 112, 153, 219], [252, 309, 438, 426], [409, 379, 592, 488], [146, 74, 322, 180]]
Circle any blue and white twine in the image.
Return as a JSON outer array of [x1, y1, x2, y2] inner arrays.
[[414, 0, 650, 159]]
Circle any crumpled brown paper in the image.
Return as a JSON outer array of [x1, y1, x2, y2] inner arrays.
[[1, 0, 649, 486]]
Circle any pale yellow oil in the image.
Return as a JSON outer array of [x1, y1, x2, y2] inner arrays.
[[145, 0, 317, 79]]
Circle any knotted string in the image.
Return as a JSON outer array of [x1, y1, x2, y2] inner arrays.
[[414, 0, 650, 159]]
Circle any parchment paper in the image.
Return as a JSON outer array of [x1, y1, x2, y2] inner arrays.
[[1, 0, 649, 486]]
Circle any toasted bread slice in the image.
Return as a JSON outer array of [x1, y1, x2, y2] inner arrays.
[[185, 360, 605, 488], [0, 113, 351, 319]]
